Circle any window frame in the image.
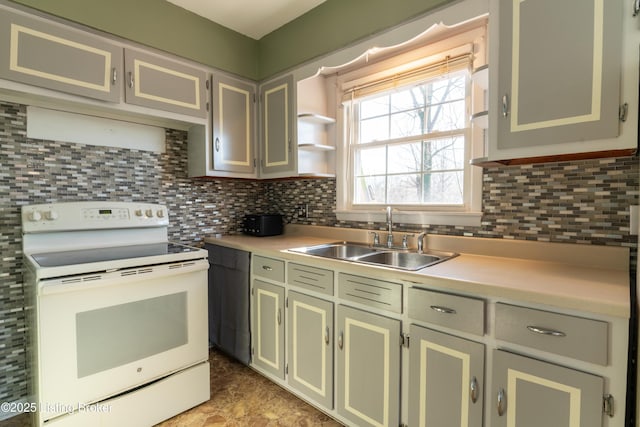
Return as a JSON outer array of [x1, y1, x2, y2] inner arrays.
[[334, 27, 485, 227]]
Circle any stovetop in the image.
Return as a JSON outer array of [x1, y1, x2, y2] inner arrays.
[[31, 242, 202, 268]]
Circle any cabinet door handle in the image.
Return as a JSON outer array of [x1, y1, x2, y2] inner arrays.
[[111, 67, 117, 85], [526, 325, 566, 337], [634, 0, 640, 17], [277, 308, 281, 325], [338, 331, 344, 349], [287, 138, 292, 153], [262, 265, 273, 271], [128, 71, 134, 89], [324, 327, 330, 345], [470, 376, 479, 403], [502, 93, 509, 117], [215, 137, 221, 152], [497, 388, 506, 416], [430, 305, 456, 314]]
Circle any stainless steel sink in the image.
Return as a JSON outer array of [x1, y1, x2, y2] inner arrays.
[[289, 242, 457, 270], [290, 242, 379, 259], [356, 250, 456, 270]]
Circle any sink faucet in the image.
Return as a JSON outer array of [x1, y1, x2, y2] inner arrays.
[[386, 206, 393, 247]]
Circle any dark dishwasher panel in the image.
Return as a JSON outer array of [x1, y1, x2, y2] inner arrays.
[[206, 243, 251, 365]]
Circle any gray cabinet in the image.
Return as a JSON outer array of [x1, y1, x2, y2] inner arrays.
[[337, 305, 401, 427], [212, 74, 256, 173], [409, 325, 484, 427], [252, 280, 285, 379], [259, 75, 296, 176], [496, 0, 622, 150], [287, 291, 333, 409], [0, 11, 121, 102], [491, 350, 604, 427], [124, 48, 208, 118]]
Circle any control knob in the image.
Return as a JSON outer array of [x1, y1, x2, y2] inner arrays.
[[44, 210, 58, 221], [28, 211, 42, 221], [135, 209, 144, 217], [156, 210, 165, 218], [145, 209, 154, 218]]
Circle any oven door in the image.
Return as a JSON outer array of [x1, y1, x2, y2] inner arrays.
[[35, 259, 208, 422]]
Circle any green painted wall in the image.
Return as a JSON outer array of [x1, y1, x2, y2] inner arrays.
[[258, 0, 455, 79], [8, 0, 456, 81]]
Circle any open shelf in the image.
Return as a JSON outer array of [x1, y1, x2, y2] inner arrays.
[[298, 143, 336, 151], [297, 113, 336, 124]]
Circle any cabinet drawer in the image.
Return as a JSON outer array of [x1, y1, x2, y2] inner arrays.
[[408, 287, 485, 336], [338, 273, 402, 313], [252, 256, 285, 282], [288, 263, 334, 296], [495, 303, 608, 366]]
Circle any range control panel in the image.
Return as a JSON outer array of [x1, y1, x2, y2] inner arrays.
[[22, 202, 169, 233]]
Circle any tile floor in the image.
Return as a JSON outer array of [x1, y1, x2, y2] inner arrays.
[[0, 349, 343, 426]]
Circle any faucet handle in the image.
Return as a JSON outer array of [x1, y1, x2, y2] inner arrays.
[[368, 231, 380, 246]]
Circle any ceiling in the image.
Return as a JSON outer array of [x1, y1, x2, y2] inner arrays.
[[165, 0, 326, 40]]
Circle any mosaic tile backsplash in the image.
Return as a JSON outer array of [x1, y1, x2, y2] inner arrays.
[[0, 99, 638, 410]]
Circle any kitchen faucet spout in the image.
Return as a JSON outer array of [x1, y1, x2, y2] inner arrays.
[[386, 206, 393, 247]]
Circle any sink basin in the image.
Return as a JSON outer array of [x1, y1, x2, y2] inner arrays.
[[356, 251, 455, 270], [289, 242, 457, 270], [290, 242, 379, 259]]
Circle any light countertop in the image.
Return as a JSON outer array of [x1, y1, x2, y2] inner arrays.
[[204, 225, 630, 319]]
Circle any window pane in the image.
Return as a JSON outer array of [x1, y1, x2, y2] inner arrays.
[[424, 137, 465, 171], [422, 171, 464, 204], [354, 175, 386, 203], [390, 109, 424, 139], [388, 142, 421, 174], [424, 99, 465, 132], [360, 95, 389, 119], [426, 75, 466, 104], [359, 116, 389, 143], [355, 146, 386, 175], [390, 86, 425, 111], [387, 174, 421, 204]]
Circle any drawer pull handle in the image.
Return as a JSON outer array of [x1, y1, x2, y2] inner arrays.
[[430, 305, 456, 314], [470, 377, 479, 403], [262, 265, 273, 271], [497, 388, 506, 416], [325, 327, 330, 345], [526, 325, 566, 337], [338, 331, 344, 350]]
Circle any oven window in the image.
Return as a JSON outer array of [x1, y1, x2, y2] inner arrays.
[[76, 292, 187, 378]]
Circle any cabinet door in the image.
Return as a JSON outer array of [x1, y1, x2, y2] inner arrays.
[[252, 280, 285, 379], [287, 291, 333, 409], [337, 305, 400, 427], [0, 11, 121, 102], [260, 75, 296, 176], [212, 74, 255, 173], [124, 49, 208, 118], [409, 325, 484, 427], [491, 350, 604, 427], [496, 0, 622, 149]]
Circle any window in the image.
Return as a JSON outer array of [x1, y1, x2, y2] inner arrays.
[[333, 24, 485, 227], [352, 71, 468, 206]]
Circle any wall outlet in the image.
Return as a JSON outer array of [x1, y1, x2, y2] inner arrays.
[[297, 204, 309, 218]]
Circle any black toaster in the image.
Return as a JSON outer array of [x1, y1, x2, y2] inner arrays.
[[243, 214, 283, 236]]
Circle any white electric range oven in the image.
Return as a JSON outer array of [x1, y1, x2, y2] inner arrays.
[[21, 201, 210, 427]]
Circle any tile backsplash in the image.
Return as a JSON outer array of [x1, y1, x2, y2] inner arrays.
[[0, 99, 638, 411]]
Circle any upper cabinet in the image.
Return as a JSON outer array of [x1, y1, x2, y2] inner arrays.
[[211, 74, 256, 173], [259, 75, 296, 177], [123, 49, 208, 118], [0, 11, 122, 102], [482, 0, 637, 164]]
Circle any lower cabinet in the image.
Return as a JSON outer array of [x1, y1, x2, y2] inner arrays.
[[287, 291, 334, 408], [409, 324, 485, 427], [337, 305, 401, 427], [252, 279, 285, 379], [490, 349, 604, 427]]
